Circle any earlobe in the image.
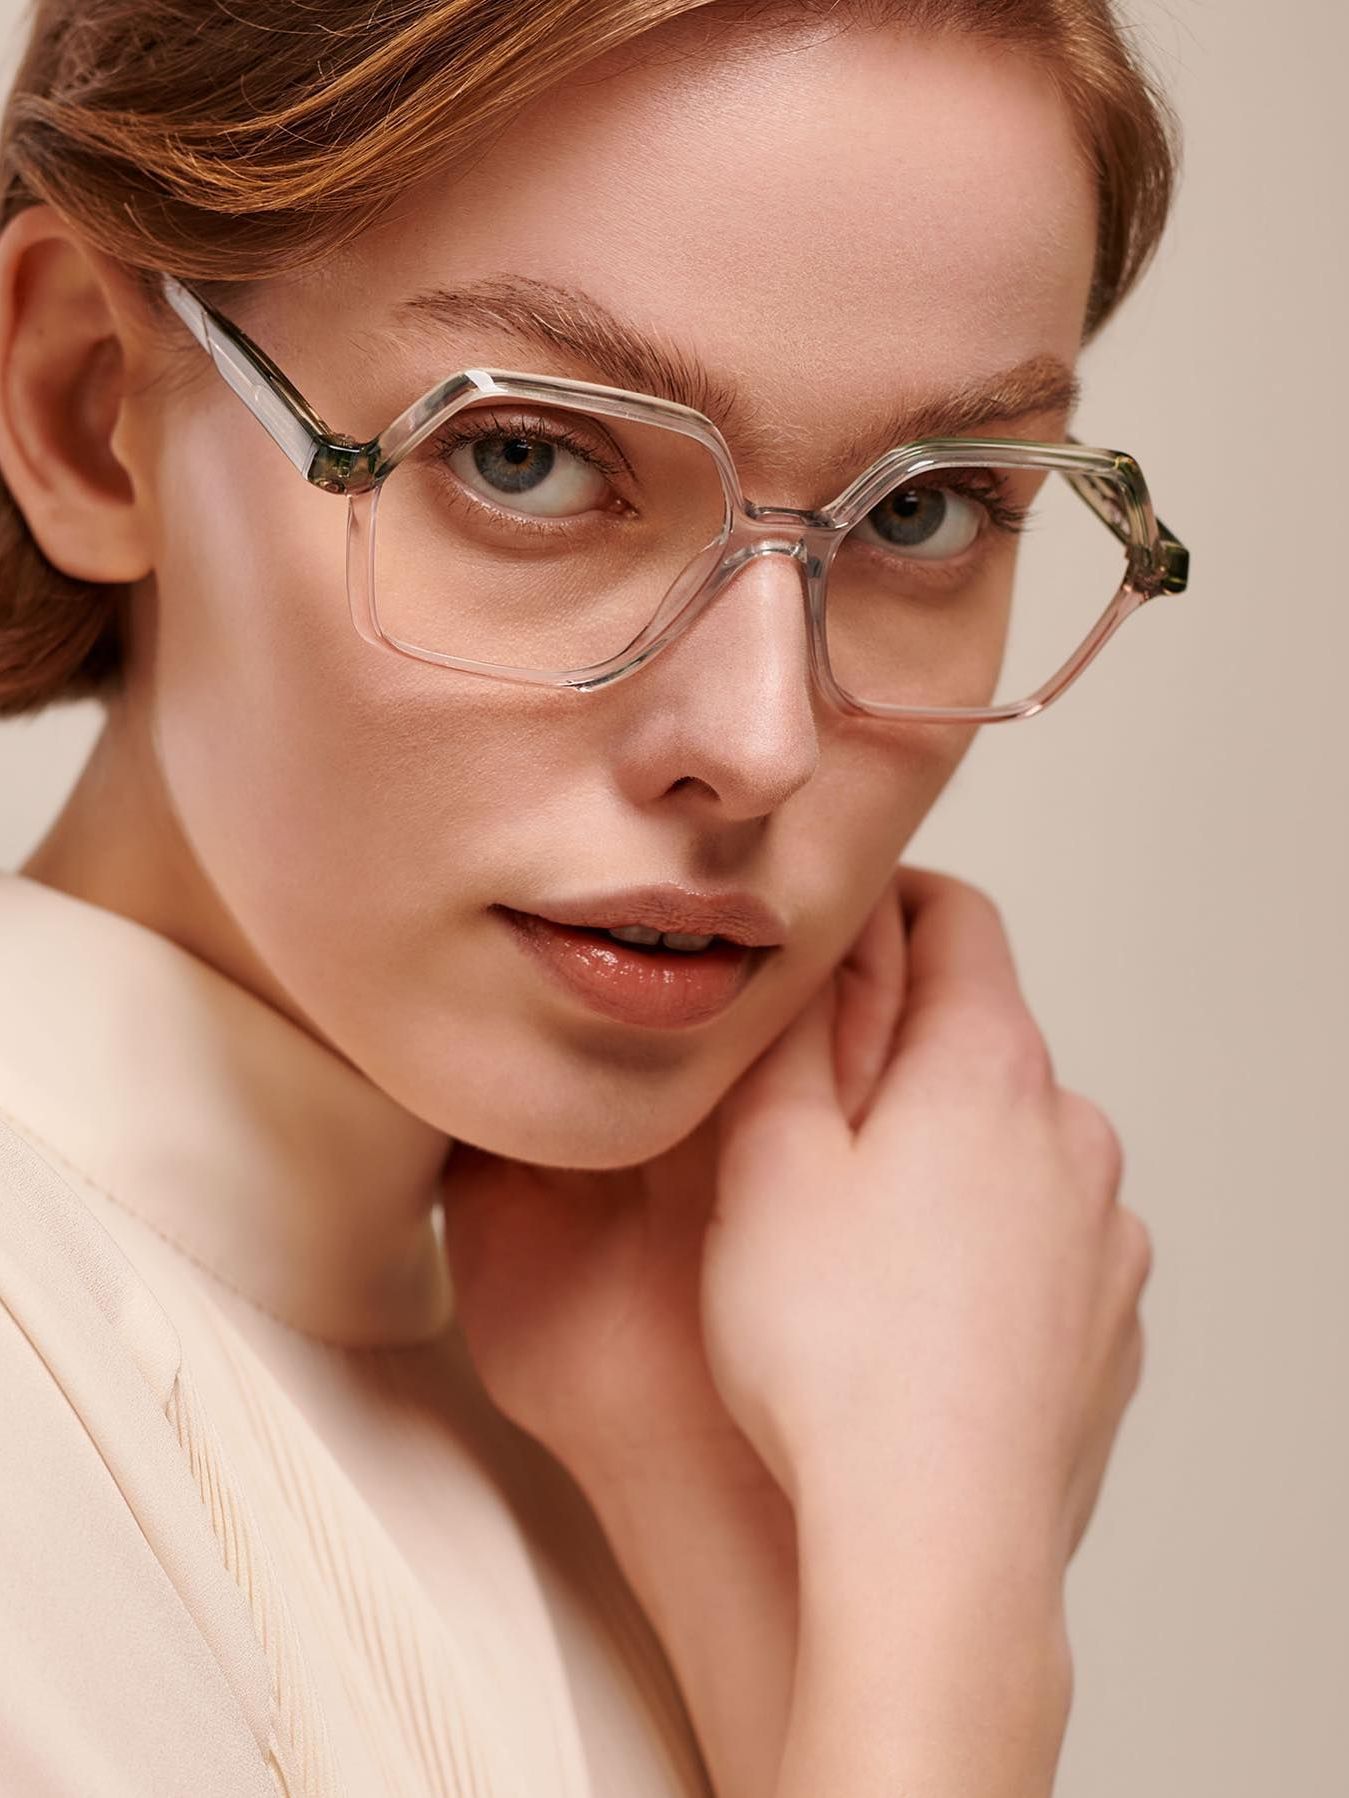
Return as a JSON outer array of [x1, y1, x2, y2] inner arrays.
[[0, 205, 156, 585]]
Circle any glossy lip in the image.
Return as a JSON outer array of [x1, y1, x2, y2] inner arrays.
[[498, 906, 770, 1030], [521, 883, 788, 948]]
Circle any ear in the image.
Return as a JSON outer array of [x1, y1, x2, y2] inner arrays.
[[0, 204, 156, 584]]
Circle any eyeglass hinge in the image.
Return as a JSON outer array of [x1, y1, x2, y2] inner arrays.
[[1128, 530, 1190, 602], [1156, 534, 1190, 595], [307, 435, 379, 495]]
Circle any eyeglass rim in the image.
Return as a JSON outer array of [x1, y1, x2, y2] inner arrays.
[[158, 271, 1191, 722]]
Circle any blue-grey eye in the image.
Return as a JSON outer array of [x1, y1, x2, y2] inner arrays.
[[476, 435, 551, 493], [855, 485, 981, 560], [450, 432, 608, 517]]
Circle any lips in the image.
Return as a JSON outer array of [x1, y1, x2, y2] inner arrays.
[[521, 884, 787, 949], [496, 883, 785, 1030]]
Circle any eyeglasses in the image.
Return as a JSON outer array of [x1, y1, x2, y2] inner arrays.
[[160, 273, 1189, 724]]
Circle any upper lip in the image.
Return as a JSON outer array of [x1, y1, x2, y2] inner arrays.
[[515, 884, 787, 949]]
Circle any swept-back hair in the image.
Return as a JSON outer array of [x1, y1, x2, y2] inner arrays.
[[0, 0, 1178, 715]]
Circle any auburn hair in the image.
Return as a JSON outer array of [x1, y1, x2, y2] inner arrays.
[[0, 0, 1178, 717]]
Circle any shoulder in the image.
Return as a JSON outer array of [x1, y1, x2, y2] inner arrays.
[[0, 1119, 277, 1796], [0, 1112, 182, 1403]]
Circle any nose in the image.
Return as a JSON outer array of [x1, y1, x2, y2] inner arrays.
[[619, 544, 822, 822]]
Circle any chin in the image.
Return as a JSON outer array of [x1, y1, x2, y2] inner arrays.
[[449, 1057, 728, 1171]]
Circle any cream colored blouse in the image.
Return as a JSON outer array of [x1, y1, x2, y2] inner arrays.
[[0, 872, 712, 1798]]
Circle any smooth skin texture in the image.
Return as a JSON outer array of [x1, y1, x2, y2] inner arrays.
[[0, 13, 1149, 1798], [4, 18, 1093, 1170], [445, 865, 1148, 1798]]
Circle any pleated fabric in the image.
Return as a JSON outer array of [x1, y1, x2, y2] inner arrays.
[[0, 873, 714, 1798]]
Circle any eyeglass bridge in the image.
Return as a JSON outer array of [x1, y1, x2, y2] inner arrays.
[[718, 503, 842, 590]]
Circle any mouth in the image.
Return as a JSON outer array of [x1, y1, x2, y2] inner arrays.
[[495, 885, 784, 1030], [553, 921, 740, 954]]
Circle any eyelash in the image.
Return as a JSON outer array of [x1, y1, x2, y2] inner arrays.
[[898, 470, 1032, 538], [427, 411, 1033, 543], [430, 412, 629, 478]]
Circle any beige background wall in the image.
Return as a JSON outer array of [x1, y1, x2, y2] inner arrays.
[[1, 2, 1345, 1792]]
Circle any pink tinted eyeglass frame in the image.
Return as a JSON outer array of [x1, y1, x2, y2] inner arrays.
[[160, 273, 1190, 725]]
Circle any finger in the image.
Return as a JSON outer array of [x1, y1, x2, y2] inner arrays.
[[717, 969, 844, 1150], [852, 869, 1038, 1138], [833, 867, 907, 1128], [891, 866, 1029, 1046]]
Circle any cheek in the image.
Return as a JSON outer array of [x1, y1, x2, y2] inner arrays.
[[145, 422, 571, 950], [140, 412, 974, 1162], [806, 716, 977, 894], [689, 721, 974, 1080]]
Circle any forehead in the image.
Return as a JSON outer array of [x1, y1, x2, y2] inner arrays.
[[307, 19, 1096, 460]]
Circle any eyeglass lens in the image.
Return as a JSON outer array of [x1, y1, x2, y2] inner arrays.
[[370, 396, 1132, 708]]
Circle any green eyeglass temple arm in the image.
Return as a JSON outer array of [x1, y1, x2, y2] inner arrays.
[[1151, 531, 1189, 595], [1063, 435, 1189, 596], [159, 273, 377, 493], [161, 273, 1191, 596]]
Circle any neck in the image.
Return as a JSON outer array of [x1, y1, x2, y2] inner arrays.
[[25, 698, 450, 1203]]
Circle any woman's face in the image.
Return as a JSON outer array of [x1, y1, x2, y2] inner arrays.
[[121, 17, 1095, 1166]]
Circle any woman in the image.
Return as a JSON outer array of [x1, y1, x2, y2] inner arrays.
[[0, 1, 1180, 1794]]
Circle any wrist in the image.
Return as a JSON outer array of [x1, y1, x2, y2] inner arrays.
[[569, 1429, 799, 1798], [776, 1477, 1072, 1798], [793, 1460, 1072, 1689], [580, 1422, 796, 1618], [791, 1434, 1069, 1581]]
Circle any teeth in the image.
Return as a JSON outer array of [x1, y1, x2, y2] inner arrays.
[[605, 926, 717, 952]]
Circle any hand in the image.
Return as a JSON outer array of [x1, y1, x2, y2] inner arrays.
[[705, 866, 1153, 1575], [440, 867, 907, 1486], [439, 868, 909, 1798]]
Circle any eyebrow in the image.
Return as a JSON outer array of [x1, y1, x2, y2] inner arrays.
[[394, 276, 1081, 470]]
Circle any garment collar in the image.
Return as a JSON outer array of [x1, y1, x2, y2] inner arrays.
[[0, 873, 455, 1346]]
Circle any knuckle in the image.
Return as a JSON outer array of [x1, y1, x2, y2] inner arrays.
[[961, 878, 1010, 940], [1060, 1089, 1125, 1187], [902, 867, 1011, 940], [1120, 1207, 1154, 1287], [971, 1002, 1053, 1089], [899, 864, 976, 905]]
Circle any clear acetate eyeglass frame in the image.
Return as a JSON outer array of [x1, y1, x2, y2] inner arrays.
[[160, 273, 1189, 725]]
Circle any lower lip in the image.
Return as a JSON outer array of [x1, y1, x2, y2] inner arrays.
[[499, 908, 766, 1030]]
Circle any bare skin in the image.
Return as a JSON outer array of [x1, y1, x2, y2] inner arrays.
[[4, 21, 1093, 1173], [0, 13, 1149, 1797], [443, 866, 1147, 1798]]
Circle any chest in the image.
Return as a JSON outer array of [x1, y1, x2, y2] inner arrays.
[[83, 1187, 710, 1798]]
